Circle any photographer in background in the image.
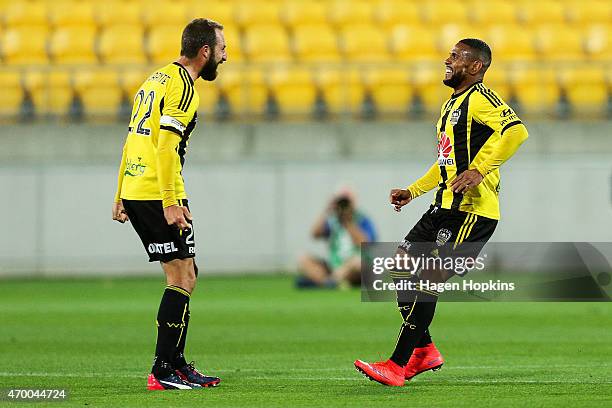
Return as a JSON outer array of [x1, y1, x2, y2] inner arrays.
[[296, 189, 377, 289]]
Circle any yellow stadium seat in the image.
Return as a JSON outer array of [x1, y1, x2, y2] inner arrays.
[[413, 67, 452, 114], [2, 27, 49, 65], [236, 1, 280, 27], [487, 25, 537, 62], [243, 25, 291, 63], [281, 0, 328, 27], [469, 1, 518, 25], [49, 26, 97, 64], [316, 68, 365, 114], [390, 24, 439, 63], [268, 67, 317, 115], [48, 1, 96, 28], [422, 0, 468, 24], [194, 79, 220, 114], [24, 69, 74, 116], [74, 69, 122, 117], [328, 0, 374, 28], [535, 25, 585, 62], [437, 23, 489, 58], [365, 68, 412, 115], [189, 1, 236, 27], [0, 71, 24, 117], [511, 67, 560, 115], [24, 70, 61, 116], [219, 68, 268, 116], [483, 68, 511, 102], [143, 1, 188, 28], [223, 26, 244, 63], [97, 1, 142, 28], [99, 25, 146, 65], [120, 68, 150, 102], [375, 0, 421, 26], [147, 25, 184, 64], [585, 24, 611, 61], [518, 0, 567, 25], [566, 0, 612, 25], [560, 67, 608, 116], [293, 24, 340, 63], [4, 2, 48, 27], [340, 24, 391, 62]]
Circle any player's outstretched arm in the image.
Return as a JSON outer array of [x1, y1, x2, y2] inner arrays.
[[391, 162, 440, 212], [112, 141, 129, 223]]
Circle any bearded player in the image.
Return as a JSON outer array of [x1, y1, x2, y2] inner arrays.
[[112, 19, 227, 390], [354, 39, 529, 386]]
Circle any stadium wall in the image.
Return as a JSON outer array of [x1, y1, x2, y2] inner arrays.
[[0, 121, 610, 276]]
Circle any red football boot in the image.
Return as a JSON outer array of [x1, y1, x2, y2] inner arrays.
[[354, 359, 405, 386], [404, 343, 444, 380]]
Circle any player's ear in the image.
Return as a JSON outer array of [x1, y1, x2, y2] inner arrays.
[[199, 44, 210, 61], [471, 60, 484, 75]]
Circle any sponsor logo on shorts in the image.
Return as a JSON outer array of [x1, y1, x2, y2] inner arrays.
[[436, 229, 452, 246], [148, 242, 178, 254], [399, 239, 412, 252]]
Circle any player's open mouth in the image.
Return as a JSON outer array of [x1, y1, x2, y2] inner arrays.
[[445, 66, 452, 79]]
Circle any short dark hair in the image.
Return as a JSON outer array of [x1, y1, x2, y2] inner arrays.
[[459, 38, 492, 72], [181, 18, 223, 58]]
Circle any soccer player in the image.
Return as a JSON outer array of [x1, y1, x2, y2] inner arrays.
[[111, 19, 227, 390], [354, 39, 529, 386]]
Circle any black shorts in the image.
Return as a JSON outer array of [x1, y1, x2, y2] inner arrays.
[[122, 199, 195, 263], [399, 205, 497, 274]]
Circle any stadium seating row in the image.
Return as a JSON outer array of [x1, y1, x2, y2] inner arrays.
[[2, 65, 610, 118], [1, 23, 610, 65], [1, 0, 610, 28]]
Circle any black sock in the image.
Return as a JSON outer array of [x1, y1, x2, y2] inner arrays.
[[389, 279, 438, 367], [416, 329, 432, 347], [173, 307, 190, 368], [152, 285, 190, 377]]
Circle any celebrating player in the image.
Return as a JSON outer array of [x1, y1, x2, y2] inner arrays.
[[112, 19, 227, 390], [354, 39, 529, 386]]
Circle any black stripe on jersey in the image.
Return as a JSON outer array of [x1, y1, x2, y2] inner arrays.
[[451, 87, 478, 210], [483, 86, 503, 106], [173, 62, 194, 85], [434, 106, 454, 207], [182, 70, 194, 111], [501, 120, 522, 135], [178, 70, 189, 111], [160, 125, 183, 136], [179, 70, 194, 112], [177, 112, 197, 168], [476, 84, 501, 108], [470, 119, 494, 159], [159, 96, 165, 114]]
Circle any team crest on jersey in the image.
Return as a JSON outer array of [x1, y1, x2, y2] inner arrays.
[[437, 132, 454, 166], [449, 109, 461, 126], [436, 229, 452, 246]]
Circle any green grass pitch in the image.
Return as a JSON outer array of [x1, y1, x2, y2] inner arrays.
[[1, 274, 611, 407]]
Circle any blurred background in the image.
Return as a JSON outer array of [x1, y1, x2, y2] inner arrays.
[[0, 0, 610, 276]]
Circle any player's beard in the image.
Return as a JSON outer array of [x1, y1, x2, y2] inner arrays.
[[199, 57, 219, 81], [443, 68, 465, 89]]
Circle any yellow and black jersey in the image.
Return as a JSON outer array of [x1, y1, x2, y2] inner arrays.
[[408, 81, 528, 220], [115, 62, 199, 205]]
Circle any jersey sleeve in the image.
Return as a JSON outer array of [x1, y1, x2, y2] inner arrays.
[[472, 88, 523, 136], [159, 70, 196, 136], [472, 88, 529, 175]]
